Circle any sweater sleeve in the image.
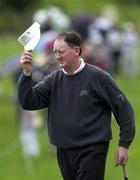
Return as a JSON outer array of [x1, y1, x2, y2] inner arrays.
[[95, 71, 135, 149], [17, 73, 51, 110]]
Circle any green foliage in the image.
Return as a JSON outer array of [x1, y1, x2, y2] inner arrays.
[[0, 0, 40, 12], [1, 0, 140, 33], [0, 0, 43, 33], [117, 0, 140, 4]]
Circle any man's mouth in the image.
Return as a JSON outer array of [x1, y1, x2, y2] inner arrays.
[[58, 59, 64, 64]]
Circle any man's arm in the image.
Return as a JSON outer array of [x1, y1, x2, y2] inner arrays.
[[95, 71, 135, 166], [20, 50, 32, 76], [17, 51, 50, 110]]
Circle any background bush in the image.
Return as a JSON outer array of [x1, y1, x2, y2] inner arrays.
[[1, 0, 140, 33]]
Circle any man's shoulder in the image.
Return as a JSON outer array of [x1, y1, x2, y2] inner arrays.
[[85, 64, 113, 85], [50, 68, 62, 76], [44, 69, 63, 80], [86, 63, 109, 76]]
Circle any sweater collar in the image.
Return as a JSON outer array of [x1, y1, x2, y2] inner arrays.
[[62, 58, 85, 75]]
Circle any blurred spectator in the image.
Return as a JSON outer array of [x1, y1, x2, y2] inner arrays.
[[71, 12, 93, 40], [93, 15, 113, 43], [88, 26, 109, 71], [20, 110, 41, 157], [121, 21, 138, 76], [106, 25, 123, 76], [33, 6, 71, 33]]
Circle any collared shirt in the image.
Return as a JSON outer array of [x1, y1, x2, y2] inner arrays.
[[62, 58, 85, 75]]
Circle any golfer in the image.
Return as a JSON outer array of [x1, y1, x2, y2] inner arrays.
[[18, 31, 135, 180]]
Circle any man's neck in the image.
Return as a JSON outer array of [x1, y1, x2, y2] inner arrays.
[[63, 58, 85, 75]]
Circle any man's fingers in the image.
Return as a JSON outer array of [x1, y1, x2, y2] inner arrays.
[[115, 156, 126, 166], [21, 53, 32, 60], [20, 58, 32, 64], [115, 147, 128, 166], [20, 51, 33, 64]]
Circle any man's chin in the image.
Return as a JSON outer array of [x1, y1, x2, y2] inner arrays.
[[59, 63, 65, 68]]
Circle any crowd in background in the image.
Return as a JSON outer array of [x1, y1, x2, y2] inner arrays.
[[32, 6, 138, 79]]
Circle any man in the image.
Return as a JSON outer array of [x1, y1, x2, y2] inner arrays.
[[18, 31, 135, 180]]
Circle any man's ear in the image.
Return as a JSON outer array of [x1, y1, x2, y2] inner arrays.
[[74, 46, 80, 56]]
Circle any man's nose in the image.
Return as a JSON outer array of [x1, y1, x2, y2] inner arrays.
[[56, 52, 62, 59]]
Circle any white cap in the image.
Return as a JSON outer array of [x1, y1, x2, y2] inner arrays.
[[17, 22, 41, 50]]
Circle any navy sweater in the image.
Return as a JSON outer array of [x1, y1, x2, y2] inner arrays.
[[18, 64, 135, 148]]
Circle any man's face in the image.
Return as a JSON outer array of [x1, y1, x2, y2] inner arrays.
[[53, 39, 80, 69]]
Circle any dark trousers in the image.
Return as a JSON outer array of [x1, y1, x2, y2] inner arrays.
[[57, 142, 109, 180]]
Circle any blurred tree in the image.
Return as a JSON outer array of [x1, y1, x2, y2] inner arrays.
[[0, 0, 40, 12], [0, 0, 44, 33], [117, 0, 140, 4]]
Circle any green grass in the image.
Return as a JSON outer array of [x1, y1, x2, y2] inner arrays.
[[0, 35, 140, 179]]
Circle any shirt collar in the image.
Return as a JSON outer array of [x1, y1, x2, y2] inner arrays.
[[62, 58, 85, 75]]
